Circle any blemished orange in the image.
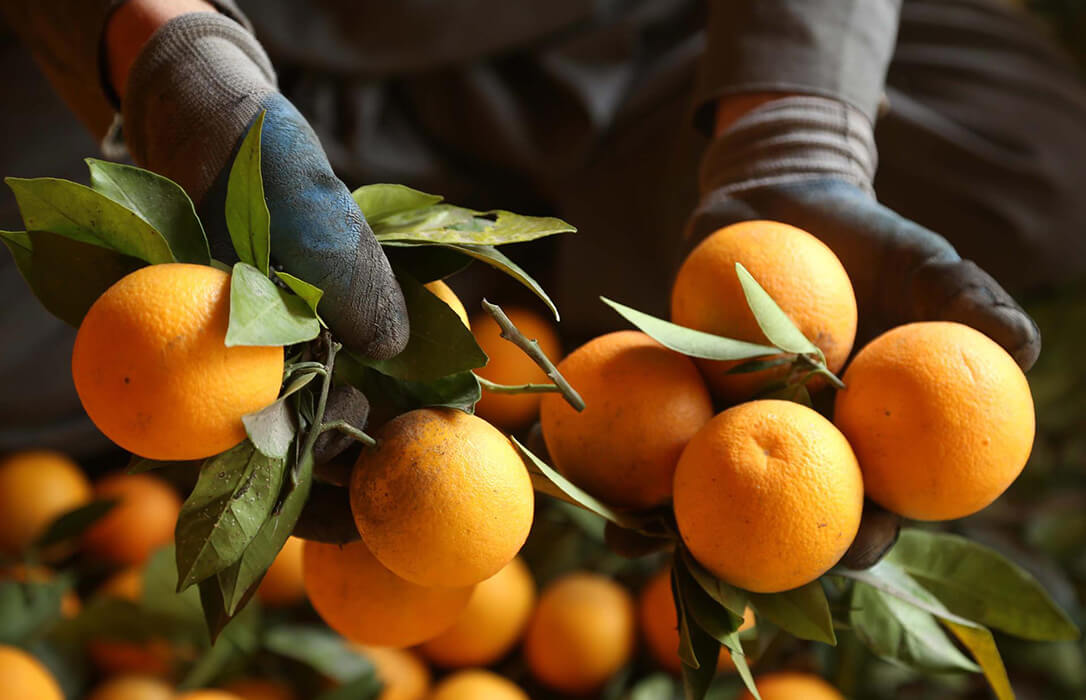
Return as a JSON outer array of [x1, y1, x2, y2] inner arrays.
[[674, 400, 863, 593], [834, 321, 1035, 521], [0, 450, 92, 555], [472, 306, 562, 431], [72, 263, 284, 460], [419, 556, 536, 668], [429, 670, 529, 700], [357, 646, 431, 700], [350, 408, 534, 588], [175, 692, 244, 700], [218, 678, 296, 700], [670, 220, 857, 401], [739, 671, 844, 700], [256, 536, 305, 607], [82, 473, 182, 566], [524, 572, 636, 694], [540, 331, 713, 509], [0, 645, 63, 700], [302, 539, 472, 648], [86, 675, 174, 700], [426, 280, 470, 327], [639, 567, 756, 675]]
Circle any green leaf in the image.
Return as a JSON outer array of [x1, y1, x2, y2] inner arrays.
[[0, 579, 70, 644], [264, 625, 375, 682], [382, 240, 473, 282], [216, 448, 314, 615], [225, 112, 271, 275], [179, 599, 261, 690], [360, 270, 486, 381], [351, 183, 443, 221], [243, 397, 297, 461], [275, 271, 325, 323], [1, 230, 143, 327], [388, 243, 559, 320], [141, 545, 208, 644], [86, 158, 210, 265], [6, 177, 174, 263], [512, 437, 648, 532], [175, 441, 287, 590], [371, 201, 575, 247], [734, 263, 820, 356], [628, 673, 677, 700], [33, 500, 116, 550], [678, 548, 748, 619], [601, 298, 779, 361], [850, 582, 980, 673], [126, 456, 199, 474], [226, 262, 320, 347], [887, 529, 1079, 641], [726, 357, 793, 375], [672, 565, 725, 700], [748, 580, 836, 645], [345, 362, 482, 414]]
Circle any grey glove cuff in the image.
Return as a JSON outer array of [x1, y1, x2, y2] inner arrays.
[[122, 12, 277, 202], [699, 96, 878, 199]]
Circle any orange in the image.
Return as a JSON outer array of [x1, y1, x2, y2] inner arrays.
[[218, 678, 295, 700], [357, 646, 431, 700], [524, 572, 636, 694], [670, 220, 857, 401], [82, 473, 181, 566], [429, 670, 529, 700], [540, 331, 713, 509], [0, 645, 63, 700], [256, 536, 305, 607], [674, 400, 863, 593], [72, 263, 284, 460], [98, 567, 144, 601], [834, 321, 1035, 521], [472, 306, 562, 431], [1, 565, 81, 618], [419, 556, 536, 668], [0, 450, 92, 555], [639, 567, 756, 675], [175, 692, 244, 700], [739, 671, 844, 700], [426, 280, 469, 327], [302, 539, 472, 647], [350, 408, 533, 588], [86, 675, 174, 700]]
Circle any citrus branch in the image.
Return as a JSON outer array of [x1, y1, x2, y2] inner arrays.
[[319, 420, 377, 447], [481, 299, 585, 411], [295, 332, 338, 481], [476, 376, 561, 395]]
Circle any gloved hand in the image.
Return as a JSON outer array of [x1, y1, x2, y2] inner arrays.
[[120, 13, 408, 359], [688, 95, 1040, 370]]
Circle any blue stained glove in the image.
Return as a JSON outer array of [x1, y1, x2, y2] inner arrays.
[[690, 96, 1040, 370], [120, 13, 408, 359]]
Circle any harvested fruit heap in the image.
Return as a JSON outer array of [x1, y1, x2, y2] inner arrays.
[[0, 112, 1078, 700]]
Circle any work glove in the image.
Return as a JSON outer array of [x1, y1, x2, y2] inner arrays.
[[688, 95, 1040, 371], [121, 13, 408, 360]]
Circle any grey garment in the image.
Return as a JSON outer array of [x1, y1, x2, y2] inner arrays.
[[694, 0, 903, 126]]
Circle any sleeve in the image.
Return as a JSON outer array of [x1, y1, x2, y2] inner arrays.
[[693, 0, 903, 131], [0, 0, 251, 143]]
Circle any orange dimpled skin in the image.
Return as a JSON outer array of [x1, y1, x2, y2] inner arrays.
[[670, 221, 857, 401], [540, 331, 714, 509], [834, 322, 1035, 521], [302, 539, 473, 648], [524, 572, 636, 694], [739, 671, 844, 700], [350, 408, 534, 588], [0, 645, 64, 700], [674, 400, 863, 593], [472, 306, 563, 432], [72, 263, 284, 460]]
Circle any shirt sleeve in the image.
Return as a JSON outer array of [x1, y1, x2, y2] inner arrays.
[[0, 0, 251, 142], [693, 0, 902, 131]]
